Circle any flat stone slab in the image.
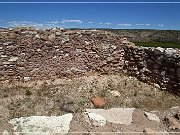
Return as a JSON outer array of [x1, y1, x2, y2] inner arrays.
[[84, 112, 106, 127], [86, 108, 135, 125], [8, 113, 73, 133]]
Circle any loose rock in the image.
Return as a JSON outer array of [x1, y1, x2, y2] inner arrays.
[[24, 77, 31, 82], [110, 90, 121, 97], [86, 108, 135, 125], [9, 114, 73, 133], [91, 96, 106, 108], [144, 112, 160, 122], [8, 57, 18, 62]]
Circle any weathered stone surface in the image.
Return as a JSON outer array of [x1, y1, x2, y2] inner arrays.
[[48, 33, 56, 42], [3, 41, 13, 46], [8, 57, 18, 62], [8, 114, 73, 133], [165, 116, 180, 129], [154, 47, 164, 55], [24, 77, 31, 82], [86, 108, 135, 125], [35, 34, 40, 38], [1, 55, 7, 58], [109, 90, 121, 97], [55, 32, 61, 36], [164, 48, 176, 57], [144, 112, 160, 122], [84, 112, 106, 127]]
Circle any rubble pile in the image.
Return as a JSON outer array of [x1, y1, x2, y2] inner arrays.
[[0, 27, 179, 92]]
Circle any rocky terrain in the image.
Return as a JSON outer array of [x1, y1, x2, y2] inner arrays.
[[0, 27, 180, 134]]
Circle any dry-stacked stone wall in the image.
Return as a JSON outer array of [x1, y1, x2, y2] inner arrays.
[[0, 27, 179, 93], [124, 46, 180, 93]]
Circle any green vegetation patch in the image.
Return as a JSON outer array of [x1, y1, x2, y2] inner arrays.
[[135, 42, 180, 48]]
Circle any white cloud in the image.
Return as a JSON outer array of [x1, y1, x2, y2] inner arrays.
[[45, 20, 59, 24], [135, 24, 144, 26], [19, 21, 33, 24], [158, 24, 164, 27], [118, 24, 132, 27], [105, 22, 111, 25], [6, 20, 67, 29], [88, 22, 93, 24], [51, 20, 59, 24], [8, 21, 33, 24], [7, 21, 20, 27], [30, 23, 44, 27], [135, 24, 150, 26], [7, 21, 45, 28], [99, 22, 102, 25], [61, 19, 82, 24]]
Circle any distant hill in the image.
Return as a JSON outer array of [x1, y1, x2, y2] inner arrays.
[[99, 29, 180, 43], [69, 28, 180, 43]]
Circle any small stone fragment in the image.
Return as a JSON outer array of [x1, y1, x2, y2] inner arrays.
[[48, 33, 56, 42], [8, 57, 18, 62], [144, 112, 160, 122], [154, 47, 164, 55], [56, 32, 61, 36], [1, 55, 7, 58], [3, 41, 12, 46], [24, 77, 31, 82], [110, 90, 121, 97], [91, 96, 105, 108], [35, 34, 40, 38]]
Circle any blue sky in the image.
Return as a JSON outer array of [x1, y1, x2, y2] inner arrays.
[[0, 1, 180, 29]]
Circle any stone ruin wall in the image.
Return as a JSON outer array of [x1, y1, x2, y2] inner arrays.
[[123, 45, 180, 94], [99, 38, 180, 93], [0, 28, 179, 94]]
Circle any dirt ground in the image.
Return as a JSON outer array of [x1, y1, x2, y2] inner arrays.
[[0, 74, 180, 134]]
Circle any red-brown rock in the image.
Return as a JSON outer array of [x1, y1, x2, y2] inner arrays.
[[91, 96, 105, 108]]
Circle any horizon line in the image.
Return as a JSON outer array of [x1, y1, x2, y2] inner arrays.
[[1, 26, 180, 30], [0, 2, 180, 4]]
